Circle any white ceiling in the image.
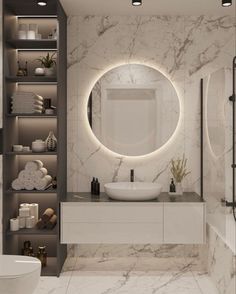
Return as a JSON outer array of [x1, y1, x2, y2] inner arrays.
[[60, 0, 235, 16]]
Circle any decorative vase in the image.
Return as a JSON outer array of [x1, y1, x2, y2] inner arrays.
[[44, 67, 55, 76], [34, 67, 45, 76], [175, 182, 183, 195], [45, 131, 57, 151]]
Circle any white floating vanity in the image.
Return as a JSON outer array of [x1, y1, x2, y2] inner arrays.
[[61, 192, 205, 244]]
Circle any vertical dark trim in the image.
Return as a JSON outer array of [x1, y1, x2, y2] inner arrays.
[[231, 57, 236, 221], [88, 92, 92, 128], [200, 78, 204, 200]]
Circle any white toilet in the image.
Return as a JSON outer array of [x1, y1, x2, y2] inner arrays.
[[0, 255, 41, 294]]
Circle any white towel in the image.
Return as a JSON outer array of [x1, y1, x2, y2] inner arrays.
[[25, 160, 43, 171], [12, 179, 24, 190], [12, 106, 43, 112], [35, 175, 52, 190], [34, 168, 48, 179], [11, 109, 42, 114], [12, 92, 36, 98], [18, 170, 32, 181], [11, 100, 44, 107], [24, 180, 35, 191]]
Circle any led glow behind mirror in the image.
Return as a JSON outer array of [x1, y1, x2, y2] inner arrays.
[[87, 64, 180, 156]]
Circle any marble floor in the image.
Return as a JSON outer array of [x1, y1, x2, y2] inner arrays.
[[34, 258, 218, 294]]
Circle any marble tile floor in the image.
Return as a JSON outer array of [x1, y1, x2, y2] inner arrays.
[[34, 257, 219, 294]]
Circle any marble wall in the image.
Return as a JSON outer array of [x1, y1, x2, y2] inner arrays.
[[67, 15, 235, 194], [207, 224, 236, 294]]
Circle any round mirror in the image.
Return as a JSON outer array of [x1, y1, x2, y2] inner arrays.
[[88, 64, 180, 156]]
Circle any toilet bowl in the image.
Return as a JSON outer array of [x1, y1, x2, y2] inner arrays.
[[0, 255, 41, 294]]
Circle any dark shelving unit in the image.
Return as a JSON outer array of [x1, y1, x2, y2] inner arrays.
[[6, 76, 57, 83], [2, 0, 67, 276], [7, 39, 57, 49], [7, 227, 57, 236]]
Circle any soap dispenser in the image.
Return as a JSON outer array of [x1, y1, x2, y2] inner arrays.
[[169, 178, 176, 193], [91, 177, 96, 194], [94, 178, 100, 195]]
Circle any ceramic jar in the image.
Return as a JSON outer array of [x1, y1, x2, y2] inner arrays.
[[45, 131, 57, 151], [32, 139, 46, 153], [34, 67, 45, 76], [44, 67, 55, 76]]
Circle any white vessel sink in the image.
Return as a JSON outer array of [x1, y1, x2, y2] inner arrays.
[[104, 182, 162, 201]]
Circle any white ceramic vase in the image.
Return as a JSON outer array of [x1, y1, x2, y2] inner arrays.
[[175, 182, 183, 195], [44, 67, 55, 76]]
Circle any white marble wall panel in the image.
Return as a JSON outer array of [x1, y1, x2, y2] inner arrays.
[[67, 15, 235, 194], [207, 224, 236, 294]]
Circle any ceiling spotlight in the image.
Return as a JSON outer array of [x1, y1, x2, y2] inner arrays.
[[222, 0, 232, 7], [132, 0, 142, 6], [37, 0, 47, 6]]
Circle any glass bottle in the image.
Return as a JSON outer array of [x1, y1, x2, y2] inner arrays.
[[37, 246, 47, 267]]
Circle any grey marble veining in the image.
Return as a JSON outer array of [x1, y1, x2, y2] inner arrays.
[[66, 192, 204, 203], [34, 257, 218, 294]]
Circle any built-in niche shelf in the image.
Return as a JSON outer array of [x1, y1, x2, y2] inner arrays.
[[7, 39, 57, 49], [7, 227, 57, 236], [6, 152, 57, 155], [6, 113, 57, 117], [6, 189, 57, 194], [41, 257, 57, 277], [6, 76, 57, 83], [3, 0, 67, 277]]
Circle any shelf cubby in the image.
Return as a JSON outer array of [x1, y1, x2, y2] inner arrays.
[[3, 0, 67, 277], [7, 227, 57, 236], [6, 76, 57, 83], [6, 152, 57, 155], [7, 39, 57, 50]]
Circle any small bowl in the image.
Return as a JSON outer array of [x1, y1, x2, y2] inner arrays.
[[34, 67, 45, 76], [32, 140, 46, 153]]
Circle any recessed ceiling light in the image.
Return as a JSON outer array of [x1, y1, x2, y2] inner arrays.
[[37, 0, 47, 6], [222, 0, 232, 7], [132, 0, 142, 6]]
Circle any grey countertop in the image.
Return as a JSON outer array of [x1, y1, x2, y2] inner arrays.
[[65, 192, 204, 203]]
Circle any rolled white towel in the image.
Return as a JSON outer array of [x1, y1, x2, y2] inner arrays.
[[24, 179, 35, 191], [25, 160, 43, 171], [18, 170, 32, 181], [35, 168, 48, 179], [12, 179, 24, 190], [35, 175, 52, 190]]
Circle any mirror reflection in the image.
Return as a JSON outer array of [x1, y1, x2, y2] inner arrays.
[[88, 64, 180, 156]]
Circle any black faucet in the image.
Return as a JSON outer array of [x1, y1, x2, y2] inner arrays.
[[130, 169, 134, 182]]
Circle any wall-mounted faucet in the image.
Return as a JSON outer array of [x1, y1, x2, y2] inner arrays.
[[130, 169, 134, 182]]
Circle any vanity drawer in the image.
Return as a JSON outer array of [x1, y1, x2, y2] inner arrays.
[[62, 203, 163, 223], [61, 222, 163, 244], [163, 203, 206, 244]]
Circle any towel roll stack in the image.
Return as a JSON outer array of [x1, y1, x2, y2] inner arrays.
[[11, 160, 53, 191]]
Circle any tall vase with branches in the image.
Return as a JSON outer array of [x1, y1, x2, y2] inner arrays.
[[170, 154, 190, 195]]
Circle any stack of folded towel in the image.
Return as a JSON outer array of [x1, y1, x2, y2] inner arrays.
[[11, 92, 44, 114], [11, 160, 52, 191]]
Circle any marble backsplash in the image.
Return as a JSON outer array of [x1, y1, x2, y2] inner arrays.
[[67, 15, 235, 194], [68, 243, 208, 272]]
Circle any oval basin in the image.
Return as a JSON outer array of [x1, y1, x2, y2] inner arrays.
[[104, 182, 162, 201]]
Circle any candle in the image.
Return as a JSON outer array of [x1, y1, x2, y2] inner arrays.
[[10, 218, 19, 231]]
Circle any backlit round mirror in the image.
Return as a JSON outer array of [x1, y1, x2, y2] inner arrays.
[[88, 64, 180, 156]]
